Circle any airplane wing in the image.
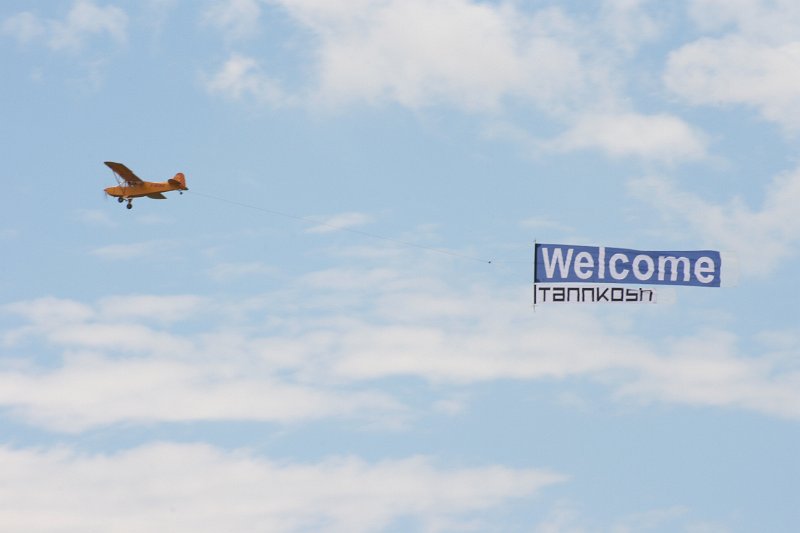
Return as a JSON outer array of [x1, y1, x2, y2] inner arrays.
[[104, 161, 143, 184], [147, 193, 167, 199]]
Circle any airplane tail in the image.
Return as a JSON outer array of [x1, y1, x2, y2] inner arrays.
[[168, 172, 188, 190]]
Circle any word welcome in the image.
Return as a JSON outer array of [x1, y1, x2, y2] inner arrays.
[[534, 244, 721, 287]]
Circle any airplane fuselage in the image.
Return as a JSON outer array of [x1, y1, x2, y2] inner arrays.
[[104, 180, 185, 199]]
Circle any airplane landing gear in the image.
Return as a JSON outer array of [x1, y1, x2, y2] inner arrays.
[[117, 197, 124, 203], [126, 200, 133, 209]]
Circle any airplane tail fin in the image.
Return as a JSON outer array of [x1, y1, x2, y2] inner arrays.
[[168, 172, 188, 190]]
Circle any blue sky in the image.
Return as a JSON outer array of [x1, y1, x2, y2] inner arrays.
[[2, 0, 799, 531]]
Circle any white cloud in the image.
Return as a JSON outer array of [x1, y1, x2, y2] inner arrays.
[[204, 1, 708, 162], [0, 293, 404, 432], [484, 111, 709, 163], [600, 0, 664, 52], [305, 212, 373, 234], [239, 0, 676, 115], [548, 112, 708, 162], [270, 0, 594, 112], [74, 208, 116, 226], [0, 353, 400, 432], [3, 267, 800, 432], [615, 329, 800, 417], [688, 0, 800, 42], [204, 0, 618, 114], [3, 297, 94, 327], [91, 240, 172, 260], [2, 12, 45, 44], [0, 442, 563, 532], [665, 1, 800, 130], [50, 0, 127, 50], [665, 36, 800, 130], [301, 266, 401, 292], [3, 0, 128, 51], [205, 54, 293, 106], [629, 166, 800, 276], [534, 502, 730, 533], [202, 0, 262, 40], [0, 228, 19, 240], [98, 294, 209, 323]]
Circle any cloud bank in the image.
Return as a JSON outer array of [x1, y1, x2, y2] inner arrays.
[[0, 442, 563, 532], [3, 269, 799, 434]]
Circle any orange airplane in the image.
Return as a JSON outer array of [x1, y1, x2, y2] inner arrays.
[[104, 161, 188, 209]]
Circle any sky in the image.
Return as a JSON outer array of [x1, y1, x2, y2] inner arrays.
[[1, 0, 799, 531]]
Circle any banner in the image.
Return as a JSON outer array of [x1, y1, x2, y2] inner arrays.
[[535, 284, 657, 304], [534, 243, 722, 288]]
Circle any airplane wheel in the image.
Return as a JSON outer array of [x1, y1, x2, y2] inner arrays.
[[117, 197, 124, 203], [126, 203, 133, 210]]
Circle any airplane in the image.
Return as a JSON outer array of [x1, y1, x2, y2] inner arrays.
[[104, 161, 188, 209]]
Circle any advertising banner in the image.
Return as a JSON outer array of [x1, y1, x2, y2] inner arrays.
[[534, 243, 722, 288]]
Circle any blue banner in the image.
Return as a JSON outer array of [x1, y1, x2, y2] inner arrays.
[[534, 243, 722, 287]]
